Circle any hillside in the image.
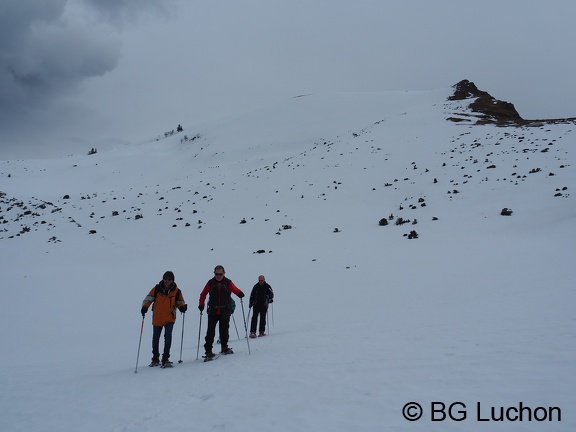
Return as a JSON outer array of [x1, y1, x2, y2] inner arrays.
[[0, 81, 575, 432], [2, 81, 573, 244]]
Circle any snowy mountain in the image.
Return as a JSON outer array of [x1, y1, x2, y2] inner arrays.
[[1, 81, 574, 432]]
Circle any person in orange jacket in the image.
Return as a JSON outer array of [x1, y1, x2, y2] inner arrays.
[[198, 265, 244, 358], [141, 271, 187, 367]]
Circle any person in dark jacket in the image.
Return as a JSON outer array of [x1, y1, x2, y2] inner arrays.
[[141, 271, 187, 367], [249, 275, 274, 338], [198, 265, 245, 358]]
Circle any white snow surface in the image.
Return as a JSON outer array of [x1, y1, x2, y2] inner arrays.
[[1, 87, 575, 432]]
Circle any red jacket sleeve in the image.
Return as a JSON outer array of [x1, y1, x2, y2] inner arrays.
[[228, 280, 244, 297], [199, 282, 210, 307]]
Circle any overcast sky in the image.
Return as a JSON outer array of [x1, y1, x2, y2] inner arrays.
[[1, 0, 575, 159]]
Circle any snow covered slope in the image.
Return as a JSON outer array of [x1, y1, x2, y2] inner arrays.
[[1, 83, 574, 432]]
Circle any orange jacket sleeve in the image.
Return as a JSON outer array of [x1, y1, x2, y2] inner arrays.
[[142, 287, 156, 308]]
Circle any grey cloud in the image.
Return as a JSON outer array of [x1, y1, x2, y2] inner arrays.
[[0, 0, 176, 158], [0, 0, 176, 110], [5, 23, 119, 97], [82, 0, 175, 23], [0, 0, 122, 112], [0, 0, 66, 47]]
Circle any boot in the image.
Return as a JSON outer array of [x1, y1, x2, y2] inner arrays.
[[221, 346, 234, 355]]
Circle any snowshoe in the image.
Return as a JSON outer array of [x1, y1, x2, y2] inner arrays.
[[203, 352, 218, 362]]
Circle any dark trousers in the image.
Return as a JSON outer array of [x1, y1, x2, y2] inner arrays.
[[250, 306, 267, 333], [152, 322, 175, 361], [204, 314, 230, 353]]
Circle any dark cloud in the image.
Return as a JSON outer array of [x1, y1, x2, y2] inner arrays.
[[0, 1, 120, 119], [0, 0, 175, 158]]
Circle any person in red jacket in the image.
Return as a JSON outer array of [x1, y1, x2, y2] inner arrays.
[[141, 271, 187, 367], [198, 265, 244, 358]]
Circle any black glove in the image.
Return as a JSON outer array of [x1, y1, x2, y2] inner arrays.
[[249, 303, 253, 309], [268, 299, 273, 304], [179, 304, 187, 313], [141, 306, 148, 317], [198, 305, 204, 312], [238, 292, 245, 299]]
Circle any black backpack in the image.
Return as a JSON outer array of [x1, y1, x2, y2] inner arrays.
[[208, 278, 232, 314]]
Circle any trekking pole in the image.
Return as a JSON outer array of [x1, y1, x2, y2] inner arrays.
[[240, 299, 251, 355], [196, 312, 203, 360], [134, 315, 145, 374], [178, 311, 186, 364], [232, 314, 240, 340], [266, 308, 270, 336], [247, 307, 252, 336]]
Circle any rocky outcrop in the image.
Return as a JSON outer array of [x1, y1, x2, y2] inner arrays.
[[447, 79, 576, 126], [448, 79, 523, 125]]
